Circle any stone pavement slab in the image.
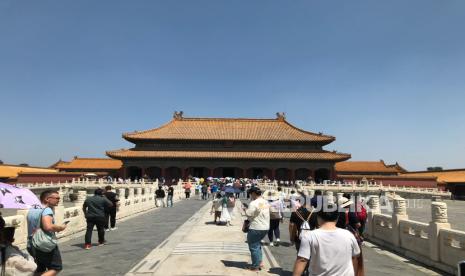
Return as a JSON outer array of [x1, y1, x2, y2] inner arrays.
[[127, 200, 276, 275], [58, 199, 207, 276]]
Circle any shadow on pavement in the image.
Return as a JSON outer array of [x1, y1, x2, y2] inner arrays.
[[269, 267, 292, 275], [221, 260, 248, 269]]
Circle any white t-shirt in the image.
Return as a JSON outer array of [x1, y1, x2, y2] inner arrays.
[[298, 228, 360, 276], [245, 197, 270, 230]]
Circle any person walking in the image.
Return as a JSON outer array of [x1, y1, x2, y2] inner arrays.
[[183, 182, 191, 199], [337, 197, 364, 276], [104, 185, 119, 231], [211, 193, 223, 224], [155, 186, 166, 207], [83, 189, 113, 249], [167, 185, 174, 207], [26, 190, 67, 276], [268, 192, 284, 246], [243, 187, 270, 271], [292, 202, 361, 276], [201, 184, 208, 200]]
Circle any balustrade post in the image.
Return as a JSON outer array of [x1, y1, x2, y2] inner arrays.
[[128, 188, 135, 199], [429, 201, 450, 261], [392, 197, 408, 247], [118, 188, 125, 201], [366, 195, 381, 237], [336, 192, 344, 203]]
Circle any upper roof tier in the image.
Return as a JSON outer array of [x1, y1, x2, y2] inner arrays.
[[123, 113, 335, 144]]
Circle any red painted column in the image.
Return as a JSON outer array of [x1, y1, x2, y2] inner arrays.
[[122, 167, 127, 179], [289, 169, 295, 181], [141, 167, 146, 178], [181, 167, 188, 180], [330, 168, 337, 180], [271, 169, 276, 180], [207, 168, 213, 178], [161, 168, 166, 178]]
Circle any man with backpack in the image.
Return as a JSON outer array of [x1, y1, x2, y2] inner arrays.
[[155, 186, 166, 207]]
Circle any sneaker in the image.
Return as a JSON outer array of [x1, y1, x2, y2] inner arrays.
[[269, 242, 274, 247], [110, 227, 118, 231], [84, 244, 91, 250], [276, 238, 280, 242], [98, 241, 106, 246], [105, 228, 110, 232]]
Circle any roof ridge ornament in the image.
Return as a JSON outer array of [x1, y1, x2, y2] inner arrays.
[[173, 111, 184, 120], [276, 112, 286, 121]]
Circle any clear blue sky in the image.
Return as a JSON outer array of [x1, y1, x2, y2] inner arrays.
[[1, 0, 464, 171]]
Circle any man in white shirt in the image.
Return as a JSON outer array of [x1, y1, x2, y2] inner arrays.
[[293, 203, 361, 276], [244, 187, 270, 271]]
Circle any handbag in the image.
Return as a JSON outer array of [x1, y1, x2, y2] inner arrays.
[[31, 209, 58, 252], [242, 219, 250, 233]]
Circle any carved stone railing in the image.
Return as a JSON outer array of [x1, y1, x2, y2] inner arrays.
[[257, 182, 460, 274], [256, 180, 451, 199]]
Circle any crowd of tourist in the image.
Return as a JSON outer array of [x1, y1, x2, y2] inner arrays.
[[193, 176, 367, 276], [0, 177, 367, 276]]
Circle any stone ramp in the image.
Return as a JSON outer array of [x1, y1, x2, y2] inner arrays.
[[58, 199, 208, 276], [127, 201, 276, 275]]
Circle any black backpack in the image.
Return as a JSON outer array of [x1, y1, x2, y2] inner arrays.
[[295, 208, 315, 239]]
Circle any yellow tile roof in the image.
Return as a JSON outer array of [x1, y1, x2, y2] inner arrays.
[[402, 170, 465, 183], [106, 149, 351, 161], [55, 158, 122, 170], [0, 165, 57, 179], [335, 161, 400, 173], [123, 117, 335, 143]]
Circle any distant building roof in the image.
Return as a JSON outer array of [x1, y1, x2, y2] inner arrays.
[[123, 114, 335, 144], [55, 158, 122, 170], [49, 160, 70, 169], [402, 169, 465, 183], [0, 164, 57, 179], [107, 149, 351, 161], [335, 160, 401, 174]]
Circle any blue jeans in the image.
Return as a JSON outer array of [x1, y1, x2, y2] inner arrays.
[[167, 195, 173, 207], [247, 229, 268, 268]]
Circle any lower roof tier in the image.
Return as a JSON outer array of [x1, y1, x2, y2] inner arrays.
[[106, 149, 351, 162]]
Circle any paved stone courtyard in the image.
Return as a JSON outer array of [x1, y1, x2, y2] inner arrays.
[[59, 199, 207, 276], [2, 196, 459, 275]]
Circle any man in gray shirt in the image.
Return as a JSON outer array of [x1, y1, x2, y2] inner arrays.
[[83, 188, 113, 249]]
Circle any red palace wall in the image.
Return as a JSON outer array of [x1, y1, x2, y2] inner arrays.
[[17, 173, 83, 184]]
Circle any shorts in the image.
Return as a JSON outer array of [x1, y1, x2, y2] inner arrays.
[[35, 246, 63, 272]]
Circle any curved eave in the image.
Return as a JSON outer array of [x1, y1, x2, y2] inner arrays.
[[122, 136, 335, 145], [107, 150, 351, 162]]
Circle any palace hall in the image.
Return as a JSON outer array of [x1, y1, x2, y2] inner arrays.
[[106, 112, 351, 181]]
